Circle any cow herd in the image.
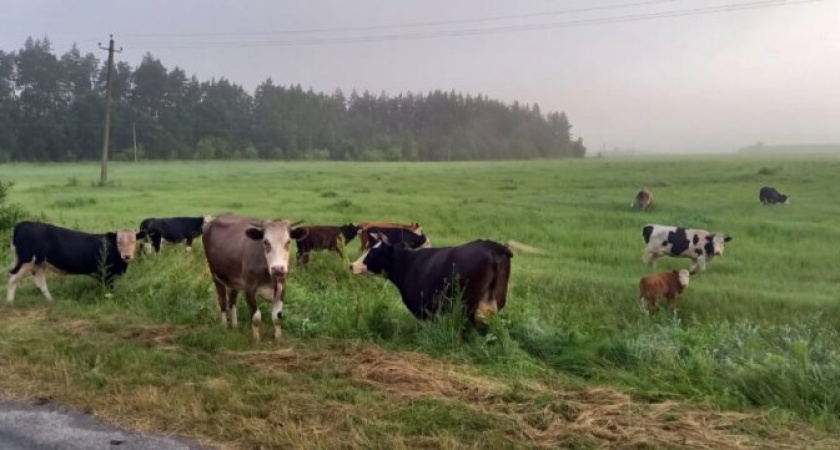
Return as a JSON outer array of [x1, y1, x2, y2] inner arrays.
[[5, 183, 790, 337], [632, 184, 788, 313], [6, 214, 510, 340]]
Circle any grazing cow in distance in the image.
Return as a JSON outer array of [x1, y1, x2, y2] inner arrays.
[[139, 216, 211, 253], [642, 224, 732, 274], [7, 221, 145, 302], [639, 269, 690, 315], [202, 214, 307, 340], [631, 187, 654, 209], [350, 233, 512, 330], [294, 224, 357, 263], [759, 186, 789, 205], [363, 227, 431, 250], [357, 221, 424, 250]]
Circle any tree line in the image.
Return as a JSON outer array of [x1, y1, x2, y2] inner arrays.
[[0, 37, 585, 162]]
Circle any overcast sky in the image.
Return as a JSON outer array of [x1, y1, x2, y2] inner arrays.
[[2, 0, 839, 153]]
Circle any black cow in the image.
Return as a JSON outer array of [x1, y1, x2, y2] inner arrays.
[[759, 186, 789, 205], [363, 227, 430, 250], [350, 235, 512, 329], [139, 216, 210, 253], [7, 221, 145, 302]]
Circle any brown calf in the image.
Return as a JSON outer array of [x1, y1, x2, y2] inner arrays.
[[357, 221, 423, 250], [631, 187, 654, 209], [638, 269, 689, 314], [294, 224, 357, 263]]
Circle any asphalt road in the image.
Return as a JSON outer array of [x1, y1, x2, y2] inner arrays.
[[0, 399, 204, 450]]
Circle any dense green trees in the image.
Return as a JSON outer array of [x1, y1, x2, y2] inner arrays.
[[0, 38, 585, 162]]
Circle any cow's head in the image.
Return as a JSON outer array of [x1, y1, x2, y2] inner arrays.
[[245, 220, 307, 278], [245, 220, 308, 278], [780, 194, 790, 204], [340, 223, 358, 243], [350, 233, 393, 275], [109, 230, 145, 262], [676, 269, 690, 287], [705, 234, 733, 257]]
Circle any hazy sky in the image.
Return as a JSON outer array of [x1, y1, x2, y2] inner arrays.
[[3, 0, 839, 153]]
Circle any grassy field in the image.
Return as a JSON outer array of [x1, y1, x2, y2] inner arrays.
[[0, 157, 839, 449]]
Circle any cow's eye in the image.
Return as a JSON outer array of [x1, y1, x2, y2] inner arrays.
[[264, 240, 272, 252]]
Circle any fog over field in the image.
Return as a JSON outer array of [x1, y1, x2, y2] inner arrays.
[[3, 0, 839, 154]]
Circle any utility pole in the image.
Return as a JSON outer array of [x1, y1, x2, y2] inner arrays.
[[98, 35, 122, 186], [132, 121, 137, 162]]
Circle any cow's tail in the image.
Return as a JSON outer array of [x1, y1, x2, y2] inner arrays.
[[642, 225, 654, 244], [506, 240, 541, 254]]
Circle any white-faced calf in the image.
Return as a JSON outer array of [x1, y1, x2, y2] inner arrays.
[[638, 269, 690, 315]]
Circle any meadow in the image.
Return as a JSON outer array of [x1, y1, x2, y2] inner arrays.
[[0, 156, 839, 449]]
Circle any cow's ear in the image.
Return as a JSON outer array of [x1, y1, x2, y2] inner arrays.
[[724, 236, 733, 242], [290, 227, 308, 241], [135, 231, 147, 240], [245, 227, 264, 240]]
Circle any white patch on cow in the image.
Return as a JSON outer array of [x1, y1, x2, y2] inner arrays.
[[144, 241, 153, 253], [32, 266, 53, 301], [227, 306, 238, 328], [248, 222, 294, 278], [422, 237, 432, 248], [251, 309, 262, 341], [678, 270, 690, 287], [186, 245, 192, 252], [350, 249, 370, 274], [6, 259, 35, 303], [272, 295, 283, 340]]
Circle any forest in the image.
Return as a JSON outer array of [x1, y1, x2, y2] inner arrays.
[[0, 37, 585, 162]]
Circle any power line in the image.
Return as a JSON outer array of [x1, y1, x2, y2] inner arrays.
[[121, 0, 685, 39], [130, 0, 823, 50]]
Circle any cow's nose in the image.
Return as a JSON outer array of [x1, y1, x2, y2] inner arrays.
[[122, 254, 133, 261], [271, 266, 288, 277]]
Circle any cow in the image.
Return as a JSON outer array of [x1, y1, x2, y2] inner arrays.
[[139, 216, 211, 253], [350, 234, 512, 331], [357, 221, 424, 250], [363, 227, 431, 250], [639, 269, 690, 315], [202, 214, 307, 340], [759, 186, 789, 205], [631, 187, 654, 209], [6, 221, 144, 302], [294, 224, 357, 263], [642, 224, 732, 274]]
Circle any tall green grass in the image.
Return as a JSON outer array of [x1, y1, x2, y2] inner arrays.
[[1, 156, 839, 428]]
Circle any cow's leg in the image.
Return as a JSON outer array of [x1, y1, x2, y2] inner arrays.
[[271, 283, 285, 340], [226, 290, 239, 329], [152, 234, 162, 253], [31, 265, 53, 302], [212, 278, 229, 328], [641, 250, 657, 267], [689, 256, 706, 275], [245, 291, 261, 341], [6, 261, 35, 303], [185, 237, 193, 252]]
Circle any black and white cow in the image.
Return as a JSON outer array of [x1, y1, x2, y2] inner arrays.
[[350, 234, 512, 329], [139, 216, 211, 253], [759, 186, 789, 205], [7, 221, 145, 302], [641, 224, 732, 274]]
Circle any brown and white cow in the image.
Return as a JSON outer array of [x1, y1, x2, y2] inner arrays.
[[631, 187, 654, 209], [202, 214, 306, 340], [642, 224, 732, 274], [639, 269, 690, 315], [357, 221, 424, 250]]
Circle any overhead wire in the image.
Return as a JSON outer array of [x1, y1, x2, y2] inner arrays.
[[122, 0, 824, 50]]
